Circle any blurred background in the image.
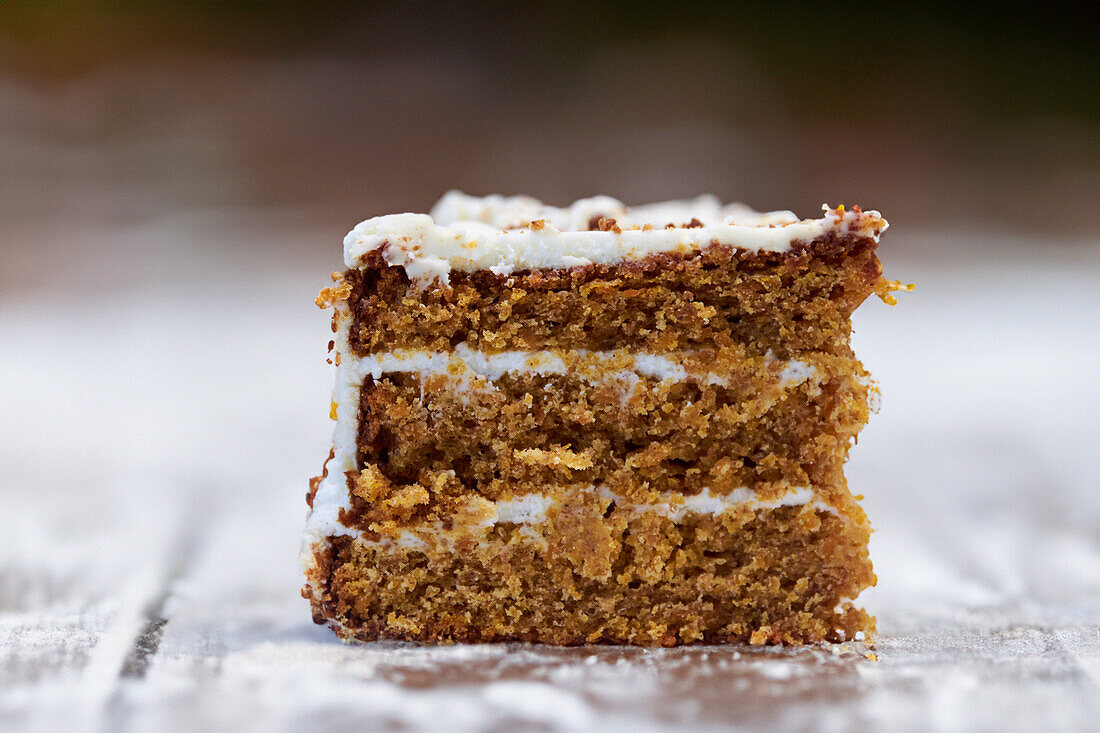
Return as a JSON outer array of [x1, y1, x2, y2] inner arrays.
[[2, 1, 1098, 253], [1, 2, 1098, 730]]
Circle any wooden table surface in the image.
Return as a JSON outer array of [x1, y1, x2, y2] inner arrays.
[[2, 215, 1098, 731]]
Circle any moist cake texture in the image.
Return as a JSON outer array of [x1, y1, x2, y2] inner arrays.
[[303, 191, 899, 646]]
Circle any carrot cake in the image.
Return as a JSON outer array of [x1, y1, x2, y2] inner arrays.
[[302, 191, 901, 646]]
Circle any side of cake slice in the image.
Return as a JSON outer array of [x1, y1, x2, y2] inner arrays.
[[303, 191, 895, 646]]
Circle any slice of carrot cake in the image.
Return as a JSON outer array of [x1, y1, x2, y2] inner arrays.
[[302, 191, 899, 646]]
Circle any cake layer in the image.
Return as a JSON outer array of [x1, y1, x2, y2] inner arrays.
[[342, 233, 884, 356], [345, 362, 870, 528], [307, 503, 875, 646]]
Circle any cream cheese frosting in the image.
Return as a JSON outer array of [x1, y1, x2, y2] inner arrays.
[[374, 486, 839, 551], [343, 191, 888, 285], [339, 345, 817, 391]]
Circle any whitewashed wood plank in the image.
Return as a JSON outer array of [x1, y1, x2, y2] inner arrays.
[[0, 264, 325, 727]]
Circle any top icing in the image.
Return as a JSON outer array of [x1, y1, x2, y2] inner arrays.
[[344, 191, 887, 285]]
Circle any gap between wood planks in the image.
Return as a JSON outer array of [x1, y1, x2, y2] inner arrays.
[[113, 513, 201, 681]]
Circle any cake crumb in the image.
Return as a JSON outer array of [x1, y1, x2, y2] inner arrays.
[[596, 217, 622, 233]]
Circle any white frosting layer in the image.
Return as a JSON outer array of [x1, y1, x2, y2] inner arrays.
[[381, 486, 837, 550], [612, 486, 831, 523], [493, 494, 557, 524], [344, 191, 888, 285], [338, 345, 816, 392], [430, 192, 803, 231]]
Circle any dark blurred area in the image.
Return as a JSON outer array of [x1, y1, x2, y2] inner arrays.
[[1, 0, 1097, 274]]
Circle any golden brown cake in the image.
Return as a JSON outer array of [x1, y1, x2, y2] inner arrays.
[[303, 192, 900, 646]]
